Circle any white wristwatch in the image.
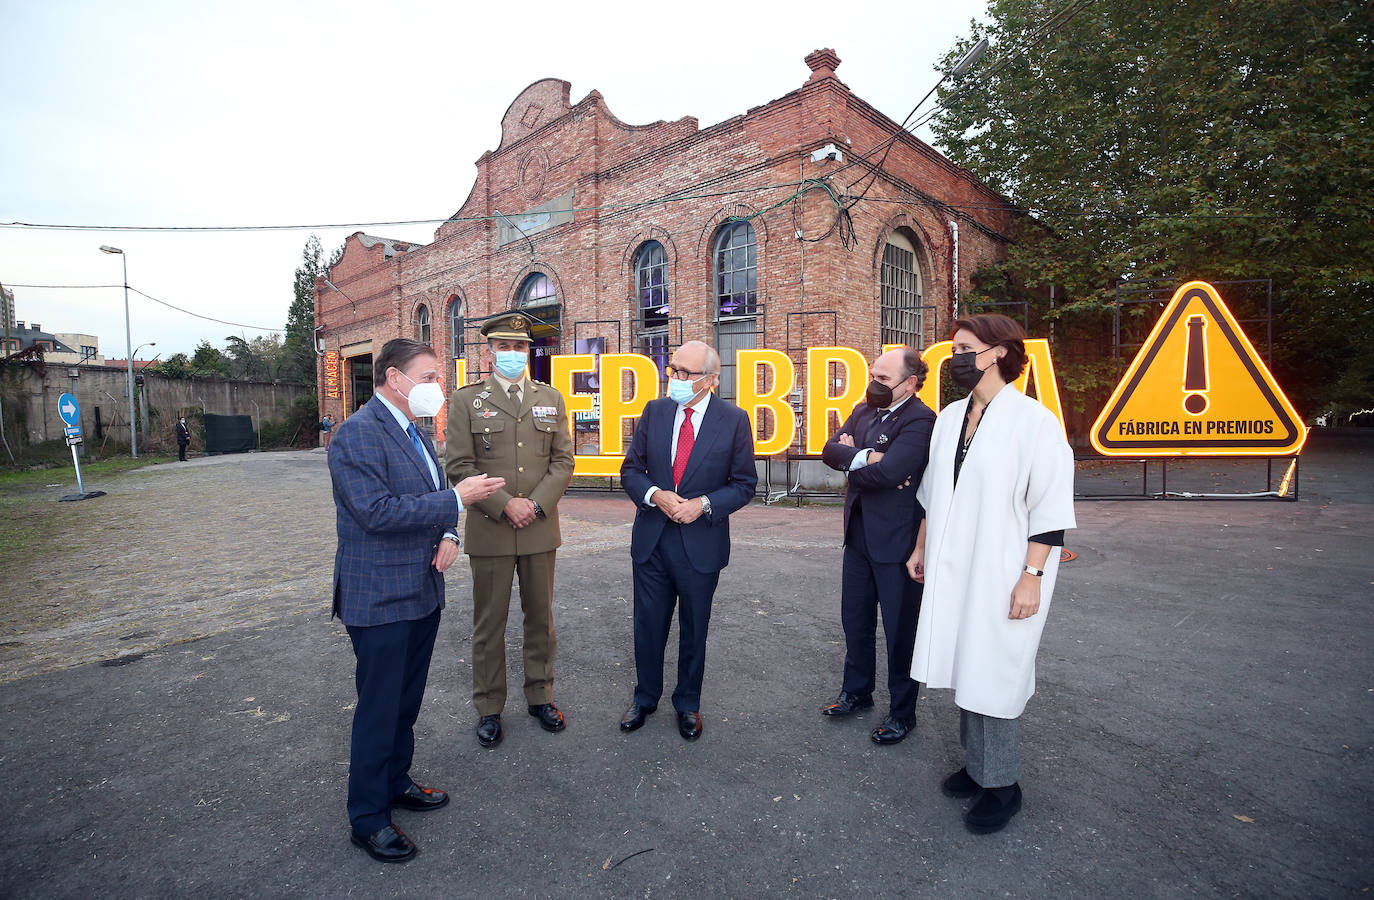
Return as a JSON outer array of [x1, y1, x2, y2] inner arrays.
[[1023, 564, 1044, 577]]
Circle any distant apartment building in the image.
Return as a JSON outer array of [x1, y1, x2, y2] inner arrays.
[[48, 333, 104, 366], [3, 321, 75, 357]]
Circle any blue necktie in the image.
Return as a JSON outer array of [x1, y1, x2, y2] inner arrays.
[[407, 423, 439, 489]]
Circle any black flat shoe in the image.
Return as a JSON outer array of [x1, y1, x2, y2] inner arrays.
[[965, 783, 1023, 834], [528, 703, 566, 733], [476, 714, 503, 748], [941, 767, 980, 798], [676, 710, 703, 741], [391, 782, 449, 812], [871, 714, 915, 745], [821, 691, 874, 717], [350, 824, 417, 863], [619, 703, 656, 732]]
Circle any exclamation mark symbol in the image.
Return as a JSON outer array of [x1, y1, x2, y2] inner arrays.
[[1183, 315, 1208, 415]]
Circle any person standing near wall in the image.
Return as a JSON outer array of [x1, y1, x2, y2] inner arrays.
[[176, 415, 191, 461]]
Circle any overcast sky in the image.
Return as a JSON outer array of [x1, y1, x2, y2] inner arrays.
[[1, 0, 987, 361]]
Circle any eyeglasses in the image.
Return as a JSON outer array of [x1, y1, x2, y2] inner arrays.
[[665, 365, 708, 381]]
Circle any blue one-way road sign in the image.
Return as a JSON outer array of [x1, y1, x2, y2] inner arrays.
[[58, 393, 81, 426]]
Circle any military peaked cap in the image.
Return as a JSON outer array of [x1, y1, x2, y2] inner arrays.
[[480, 311, 537, 341]]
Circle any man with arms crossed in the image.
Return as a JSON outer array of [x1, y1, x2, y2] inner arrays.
[[330, 338, 503, 862], [820, 347, 935, 744], [618, 340, 757, 741]]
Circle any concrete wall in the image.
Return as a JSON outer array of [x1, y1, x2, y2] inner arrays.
[[21, 363, 309, 449]]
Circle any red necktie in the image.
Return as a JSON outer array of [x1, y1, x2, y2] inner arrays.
[[673, 407, 695, 488]]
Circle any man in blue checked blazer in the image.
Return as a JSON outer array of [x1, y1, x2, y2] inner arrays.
[[618, 340, 757, 742], [329, 338, 504, 863]]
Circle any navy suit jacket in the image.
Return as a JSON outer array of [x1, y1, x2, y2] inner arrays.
[[620, 396, 758, 575], [329, 396, 460, 627], [821, 396, 936, 564]]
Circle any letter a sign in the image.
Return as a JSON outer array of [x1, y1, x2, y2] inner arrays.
[[1091, 281, 1306, 457]]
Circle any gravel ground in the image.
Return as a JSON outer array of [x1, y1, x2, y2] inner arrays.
[[0, 435, 1369, 898]]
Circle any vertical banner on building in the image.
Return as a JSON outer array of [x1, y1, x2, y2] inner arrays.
[[324, 350, 341, 400]]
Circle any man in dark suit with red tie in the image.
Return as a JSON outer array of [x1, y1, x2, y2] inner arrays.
[[618, 340, 758, 741], [820, 346, 936, 745]]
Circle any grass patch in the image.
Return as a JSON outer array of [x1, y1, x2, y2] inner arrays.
[[0, 451, 178, 559], [0, 449, 176, 488]]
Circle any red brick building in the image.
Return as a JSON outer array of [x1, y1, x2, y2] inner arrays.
[[315, 49, 1019, 460]]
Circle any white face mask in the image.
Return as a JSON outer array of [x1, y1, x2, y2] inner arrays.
[[398, 371, 446, 418]]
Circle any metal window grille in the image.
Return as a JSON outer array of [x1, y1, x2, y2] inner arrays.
[[880, 243, 923, 347], [714, 222, 757, 318]]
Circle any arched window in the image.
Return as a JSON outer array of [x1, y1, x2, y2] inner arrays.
[[635, 241, 669, 330], [448, 295, 464, 358], [880, 230, 925, 347], [415, 304, 431, 346], [518, 273, 556, 308], [713, 221, 756, 317]]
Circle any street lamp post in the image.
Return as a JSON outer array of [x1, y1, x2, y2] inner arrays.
[[99, 245, 137, 458]]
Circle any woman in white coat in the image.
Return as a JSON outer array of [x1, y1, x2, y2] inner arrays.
[[905, 314, 1076, 834]]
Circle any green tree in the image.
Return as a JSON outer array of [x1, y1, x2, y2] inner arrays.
[[224, 334, 284, 381], [190, 340, 230, 378], [147, 352, 191, 380], [929, 0, 1374, 421], [281, 234, 327, 386]]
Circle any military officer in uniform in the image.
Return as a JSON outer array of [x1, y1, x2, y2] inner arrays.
[[444, 312, 575, 748]]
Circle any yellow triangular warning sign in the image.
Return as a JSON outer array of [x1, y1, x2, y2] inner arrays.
[[1091, 281, 1306, 457]]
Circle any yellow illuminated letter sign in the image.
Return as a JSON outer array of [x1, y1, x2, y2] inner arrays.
[[455, 339, 1066, 476], [737, 350, 796, 456], [805, 347, 868, 455]]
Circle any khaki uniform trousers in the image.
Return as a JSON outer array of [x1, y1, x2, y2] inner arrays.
[[469, 549, 557, 715]]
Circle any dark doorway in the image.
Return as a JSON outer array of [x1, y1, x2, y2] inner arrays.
[[349, 354, 374, 412], [523, 306, 561, 384]]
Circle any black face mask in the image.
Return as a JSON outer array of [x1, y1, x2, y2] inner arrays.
[[950, 351, 988, 390], [865, 380, 894, 409]]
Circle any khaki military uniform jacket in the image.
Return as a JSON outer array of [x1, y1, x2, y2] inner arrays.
[[445, 377, 574, 557]]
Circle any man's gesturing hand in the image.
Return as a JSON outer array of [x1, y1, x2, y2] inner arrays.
[[458, 474, 505, 506]]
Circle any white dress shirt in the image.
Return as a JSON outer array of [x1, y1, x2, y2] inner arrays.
[[375, 393, 462, 533], [849, 393, 911, 470], [643, 390, 712, 506]]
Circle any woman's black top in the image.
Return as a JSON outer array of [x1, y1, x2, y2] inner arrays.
[[953, 395, 1063, 548]]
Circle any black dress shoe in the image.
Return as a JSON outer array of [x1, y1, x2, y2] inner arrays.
[[941, 767, 980, 798], [677, 710, 703, 741], [528, 703, 566, 733], [965, 783, 1023, 834], [476, 714, 503, 748], [871, 714, 915, 745], [391, 782, 449, 812], [350, 824, 417, 863], [821, 691, 874, 717], [619, 703, 657, 732]]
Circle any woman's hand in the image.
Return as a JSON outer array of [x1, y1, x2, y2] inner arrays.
[[906, 519, 928, 583], [1009, 573, 1042, 619], [905, 545, 925, 583]]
